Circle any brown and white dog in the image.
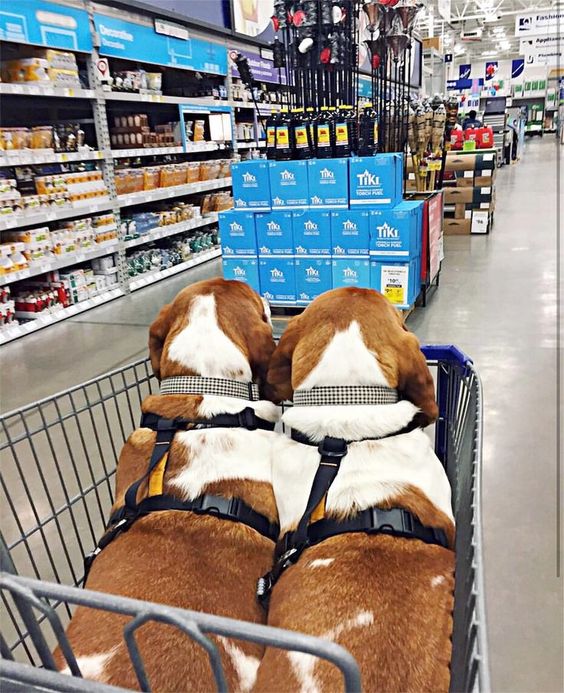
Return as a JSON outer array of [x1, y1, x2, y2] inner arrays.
[[255, 287, 455, 693], [56, 278, 280, 692]]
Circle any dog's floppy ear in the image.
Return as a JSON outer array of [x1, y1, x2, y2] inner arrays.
[[264, 316, 303, 403], [148, 303, 172, 381], [247, 322, 277, 393], [397, 332, 438, 427]]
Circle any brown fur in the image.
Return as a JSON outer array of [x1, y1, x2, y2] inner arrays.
[[55, 280, 277, 691], [265, 287, 437, 426], [256, 287, 453, 692]]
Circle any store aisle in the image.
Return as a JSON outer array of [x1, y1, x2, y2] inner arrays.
[[1, 138, 562, 691]]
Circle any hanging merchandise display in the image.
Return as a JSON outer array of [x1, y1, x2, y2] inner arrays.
[[264, 0, 424, 160], [407, 96, 448, 191]]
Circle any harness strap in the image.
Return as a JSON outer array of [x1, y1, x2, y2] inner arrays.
[[84, 407, 277, 582], [257, 436, 348, 605]]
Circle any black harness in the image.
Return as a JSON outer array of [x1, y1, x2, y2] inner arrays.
[[257, 432, 450, 607], [84, 407, 279, 580]]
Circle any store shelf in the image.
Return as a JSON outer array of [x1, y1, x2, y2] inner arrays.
[[123, 214, 218, 250], [0, 199, 114, 232], [104, 92, 233, 110], [0, 150, 104, 167], [1, 240, 119, 286], [237, 141, 266, 149], [111, 143, 221, 158], [0, 287, 124, 345], [0, 84, 95, 99], [117, 177, 231, 208], [129, 247, 221, 291]]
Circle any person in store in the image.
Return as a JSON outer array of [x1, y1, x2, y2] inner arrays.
[[463, 110, 482, 130]]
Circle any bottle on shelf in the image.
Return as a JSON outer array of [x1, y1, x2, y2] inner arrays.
[[265, 110, 279, 159], [275, 107, 293, 161], [334, 104, 352, 158], [357, 103, 379, 156], [316, 106, 333, 159], [292, 107, 313, 160]]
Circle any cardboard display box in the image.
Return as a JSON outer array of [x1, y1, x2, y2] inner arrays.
[[330, 209, 370, 256], [295, 257, 332, 304], [349, 154, 403, 207], [219, 211, 257, 256], [444, 187, 474, 204], [255, 211, 294, 255], [258, 256, 296, 304], [269, 160, 309, 210], [232, 160, 271, 212], [444, 218, 472, 235], [292, 209, 331, 256], [307, 158, 349, 208], [332, 257, 370, 289], [222, 256, 260, 292]]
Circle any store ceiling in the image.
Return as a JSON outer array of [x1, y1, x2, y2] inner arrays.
[[418, 0, 562, 59]]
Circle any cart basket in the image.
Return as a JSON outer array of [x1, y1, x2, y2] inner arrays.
[[0, 345, 489, 692]]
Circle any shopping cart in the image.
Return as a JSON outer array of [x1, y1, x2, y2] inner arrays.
[[0, 345, 489, 693]]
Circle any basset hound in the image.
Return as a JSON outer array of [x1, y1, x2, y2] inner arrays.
[[255, 287, 455, 693]]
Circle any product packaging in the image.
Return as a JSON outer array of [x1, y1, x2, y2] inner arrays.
[[307, 158, 349, 208], [369, 200, 424, 260], [330, 210, 370, 256], [370, 258, 420, 308], [258, 257, 296, 304], [255, 211, 293, 255], [292, 210, 331, 256], [231, 160, 271, 212], [222, 256, 260, 292], [332, 258, 370, 289], [349, 154, 403, 207], [295, 257, 332, 304], [219, 211, 257, 256], [268, 160, 309, 210]]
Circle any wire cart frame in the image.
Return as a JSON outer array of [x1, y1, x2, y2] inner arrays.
[[0, 345, 489, 692]]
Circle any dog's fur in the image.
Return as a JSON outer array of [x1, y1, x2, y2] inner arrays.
[[255, 288, 455, 693], [55, 279, 280, 692]]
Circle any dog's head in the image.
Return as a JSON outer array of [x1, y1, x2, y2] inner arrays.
[[149, 278, 275, 389], [266, 287, 437, 426]]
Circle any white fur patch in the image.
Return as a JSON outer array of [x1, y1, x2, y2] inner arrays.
[[309, 558, 334, 569], [300, 322, 389, 389], [60, 648, 117, 681], [273, 428, 453, 533], [287, 610, 374, 693], [217, 637, 260, 692], [170, 427, 278, 499], [431, 575, 446, 587], [167, 294, 252, 380]]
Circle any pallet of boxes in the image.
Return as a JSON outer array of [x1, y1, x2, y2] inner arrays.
[[219, 155, 428, 313], [441, 150, 497, 235]]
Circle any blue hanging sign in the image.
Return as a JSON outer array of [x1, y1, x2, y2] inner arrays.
[[0, 0, 92, 52], [93, 13, 228, 75], [358, 76, 373, 98], [459, 64, 471, 79], [511, 58, 525, 79], [447, 78, 484, 91]]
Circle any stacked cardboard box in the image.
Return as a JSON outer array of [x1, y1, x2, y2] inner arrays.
[[221, 155, 425, 310], [406, 151, 496, 235]]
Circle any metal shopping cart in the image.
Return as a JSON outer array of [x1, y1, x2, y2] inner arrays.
[[0, 345, 489, 693]]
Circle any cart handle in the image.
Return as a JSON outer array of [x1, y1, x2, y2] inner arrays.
[[420, 344, 473, 368]]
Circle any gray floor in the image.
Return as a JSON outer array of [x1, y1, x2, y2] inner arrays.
[[1, 138, 562, 691]]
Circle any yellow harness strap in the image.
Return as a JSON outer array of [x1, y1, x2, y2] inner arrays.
[[310, 495, 326, 523], [148, 453, 168, 497]]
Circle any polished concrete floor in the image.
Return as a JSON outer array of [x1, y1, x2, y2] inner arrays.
[[1, 138, 562, 691]]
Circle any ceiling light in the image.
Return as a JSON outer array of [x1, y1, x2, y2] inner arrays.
[[481, 50, 497, 56], [492, 26, 505, 34]]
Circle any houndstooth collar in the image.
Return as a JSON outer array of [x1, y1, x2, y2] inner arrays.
[[160, 376, 260, 401], [293, 385, 399, 407]]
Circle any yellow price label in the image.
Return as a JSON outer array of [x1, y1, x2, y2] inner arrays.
[[68, 88, 74, 96], [384, 284, 405, 304]]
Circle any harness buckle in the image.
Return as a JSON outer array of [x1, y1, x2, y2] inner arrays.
[[317, 436, 348, 460], [238, 407, 257, 431]]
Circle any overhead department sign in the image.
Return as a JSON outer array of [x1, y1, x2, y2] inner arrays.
[[514, 10, 564, 37]]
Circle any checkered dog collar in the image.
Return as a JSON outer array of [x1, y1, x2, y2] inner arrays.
[[160, 376, 260, 401], [293, 385, 399, 407]]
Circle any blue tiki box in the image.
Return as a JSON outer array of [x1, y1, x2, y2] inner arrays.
[[307, 158, 349, 208], [259, 257, 296, 304], [219, 211, 257, 256], [292, 210, 331, 256], [349, 154, 403, 207], [294, 257, 332, 305], [369, 258, 418, 309], [330, 210, 370, 256], [255, 211, 293, 255], [332, 258, 370, 289], [222, 256, 260, 293], [231, 160, 271, 212], [268, 160, 309, 210], [369, 203, 422, 260]]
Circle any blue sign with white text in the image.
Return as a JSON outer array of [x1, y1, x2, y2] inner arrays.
[[459, 64, 471, 79], [0, 0, 92, 51], [93, 13, 227, 75], [511, 59, 525, 79]]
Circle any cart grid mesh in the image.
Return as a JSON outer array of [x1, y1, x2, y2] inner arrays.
[[0, 349, 489, 692]]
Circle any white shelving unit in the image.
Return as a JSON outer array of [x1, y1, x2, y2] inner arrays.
[[123, 214, 218, 250], [129, 247, 221, 291], [0, 150, 104, 166], [0, 200, 114, 232], [0, 83, 95, 99], [118, 177, 231, 208]]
